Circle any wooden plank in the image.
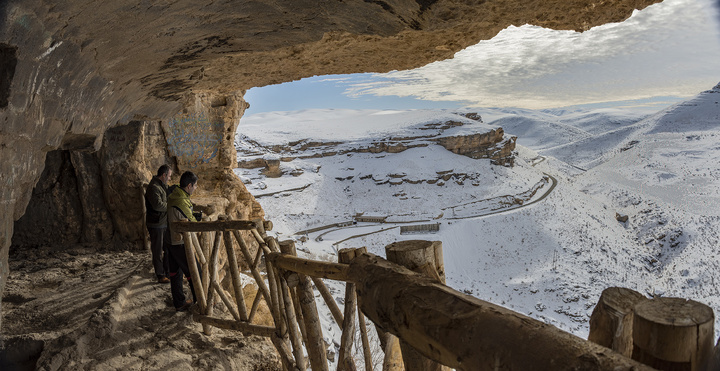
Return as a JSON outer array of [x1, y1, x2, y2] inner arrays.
[[172, 220, 256, 233]]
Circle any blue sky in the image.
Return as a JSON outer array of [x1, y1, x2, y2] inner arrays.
[[244, 0, 720, 115]]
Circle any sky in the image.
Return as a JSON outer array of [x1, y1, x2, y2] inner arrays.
[[244, 0, 720, 115]]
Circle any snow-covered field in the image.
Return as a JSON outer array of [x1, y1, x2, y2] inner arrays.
[[235, 83, 720, 364]]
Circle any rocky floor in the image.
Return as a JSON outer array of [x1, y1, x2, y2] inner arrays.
[[1, 244, 279, 371]]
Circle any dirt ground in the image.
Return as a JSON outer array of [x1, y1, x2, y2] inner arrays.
[[0, 243, 280, 370]]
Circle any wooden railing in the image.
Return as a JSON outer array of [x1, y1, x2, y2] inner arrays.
[[171, 217, 714, 371]]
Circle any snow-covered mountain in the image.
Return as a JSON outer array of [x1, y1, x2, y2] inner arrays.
[[234, 83, 720, 362]]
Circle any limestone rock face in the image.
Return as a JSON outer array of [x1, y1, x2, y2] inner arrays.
[[0, 0, 662, 328], [262, 159, 283, 178], [434, 128, 517, 166], [13, 151, 86, 246]]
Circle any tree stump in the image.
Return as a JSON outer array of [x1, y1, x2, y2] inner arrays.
[[385, 240, 447, 371], [632, 297, 714, 371], [588, 287, 647, 357]]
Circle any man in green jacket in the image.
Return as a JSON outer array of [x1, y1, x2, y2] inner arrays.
[[145, 165, 172, 283], [167, 171, 200, 311]]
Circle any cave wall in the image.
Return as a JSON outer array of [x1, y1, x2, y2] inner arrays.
[[0, 0, 663, 330]]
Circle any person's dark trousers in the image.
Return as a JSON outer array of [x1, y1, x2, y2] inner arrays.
[[148, 226, 170, 279], [168, 243, 200, 309], [162, 229, 171, 276]]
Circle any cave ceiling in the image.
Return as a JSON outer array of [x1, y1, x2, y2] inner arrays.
[[5, 0, 662, 111]]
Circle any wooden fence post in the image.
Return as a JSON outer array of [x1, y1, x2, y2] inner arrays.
[[202, 230, 223, 335], [280, 240, 329, 371], [183, 232, 207, 314], [588, 287, 646, 357], [338, 247, 365, 371], [632, 297, 714, 370], [223, 230, 249, 321], [277, 263, 307, 371], [386, 240, 447, 371]]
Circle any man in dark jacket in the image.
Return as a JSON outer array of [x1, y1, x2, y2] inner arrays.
[[145, 165, 172, 283]]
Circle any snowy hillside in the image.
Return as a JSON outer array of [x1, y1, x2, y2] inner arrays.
[[234, 84, 720, 361]]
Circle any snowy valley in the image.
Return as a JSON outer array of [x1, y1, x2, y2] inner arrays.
[[234, 83, 720, 358]]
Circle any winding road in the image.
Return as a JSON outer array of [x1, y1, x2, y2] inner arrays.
[[298, 157, 558, 247]]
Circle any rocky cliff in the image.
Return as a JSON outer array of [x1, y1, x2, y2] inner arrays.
[[238, 114, 517, 171], [0, 0, 662, 329]]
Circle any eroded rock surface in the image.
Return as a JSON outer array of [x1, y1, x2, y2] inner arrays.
[[1, 0, 661, 332]]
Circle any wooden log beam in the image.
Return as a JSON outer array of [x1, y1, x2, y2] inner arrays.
[[199, 231, 212, 297], [190, 232, 207, 266], [382, 333, 404, 371], [202, 231, 223, 336], [212, 281, 242, 322], [192, 314, 276, 337], [172, 219, 257, 233], [357, 295, 373, 371], [232, 229, 272, 305], [348, 253, 653, 371], [271, 332, 297, 371], [248, 286, 263, 323], [223, 231, 249, 321], [386, 240, 447, 371], [632, 297, 714, 370], [268, 252, 351, 282], [588, 287, 647, 357], [312, 277, 344, 327], [183, 232, 207, 314], [299, 277, 329, 371], [338, 248, 361, 371], [280, 240, 329, 371], [205, 231, 223, 303], [279, 270, 307, 371], [264, 250, 286, 335], [251, 228, 268, 248]]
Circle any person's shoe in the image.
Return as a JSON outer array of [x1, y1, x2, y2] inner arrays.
[[176, 300, 193, 312], [158, 277, 170, 284]]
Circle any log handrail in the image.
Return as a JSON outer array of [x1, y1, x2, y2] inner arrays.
[[171, 218, 657, 371], [267, 252, 351, 282], [347, 253, 654, 371]]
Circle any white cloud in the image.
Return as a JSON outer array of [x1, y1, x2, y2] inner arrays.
[[344, 0, 720, 109]]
